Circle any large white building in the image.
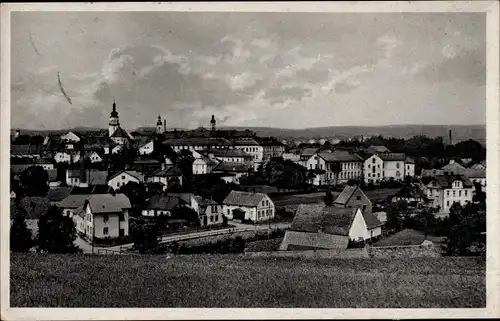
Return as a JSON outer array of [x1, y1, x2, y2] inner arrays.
[[425, 175, 474, 213], [232, 138, 264, 171], [222, 191, 275, 222], [306, 151, 363, 185], [363, 153, 408, 184]]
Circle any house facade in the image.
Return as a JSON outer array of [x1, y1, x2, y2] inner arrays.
[[307, 151, 363, 185], [363, 153, 406, 184], [138, 140, 154, 155], [232, 139, 264, 170], [191, 196, 223, 226], [333, 185, 373, 214], [425, 175, 474, 213], [107, 170, 144, 191], [222, 191, 275, 222], [74, 193, 131, 240], [141, 195, 187, 217]]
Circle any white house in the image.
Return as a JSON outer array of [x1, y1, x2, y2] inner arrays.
[[466, 168, 486, 188], [103, 144, 123, 155], [86, 151, 104, 164], [54, 151, 79, 164], [107, 170, 145, 191], [191, 196, 223, 226], [363, 153, 406, 184], [144, 166, 183, 190], [222, 191, 275, 222], [306, 151, 363, 185], [60, 131, 80, 143], [233, 139, 264, 170], [57, 194, 90, 218], [73, 193, 131, 240], [405, 157, 415, 178], [138, 140, 154, 155], [279, 204, 383, 250], [192, 154, 219, 175], [425, 175, 474, 213], [66, 169, 108, 188], [164, 137, 233, 152]]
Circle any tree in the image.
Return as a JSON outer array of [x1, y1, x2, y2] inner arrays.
[[119, 181, 147, 209], [10, 209, 33, 252], [147, 182, 165, 197], [171, 206, 200, 226], [20, 166, 49, 196], [324, 189, 334, 206], [131, 218, 160, 254], [472, 183, 486, 204], [385, 200, 408, 232], [443, 202, 485, 256], [37, 206, 80, 253]]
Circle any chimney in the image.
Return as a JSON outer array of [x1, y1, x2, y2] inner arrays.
[[449, 129, 452, 145], [164, 119, 166, 132]]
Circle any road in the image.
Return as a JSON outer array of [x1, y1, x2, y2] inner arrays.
[[76, 221, 291, 254]]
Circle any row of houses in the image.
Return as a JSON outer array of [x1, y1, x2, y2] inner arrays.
[[52, 190, 276, 241], [282, 145, 416, 186]]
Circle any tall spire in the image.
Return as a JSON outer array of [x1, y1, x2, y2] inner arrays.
[[110, 98, 118, 117]]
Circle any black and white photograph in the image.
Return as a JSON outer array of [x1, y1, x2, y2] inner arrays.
[[1, 1, 499, 319]]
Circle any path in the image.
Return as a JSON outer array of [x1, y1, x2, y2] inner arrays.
[[77, 221, 291, 254]]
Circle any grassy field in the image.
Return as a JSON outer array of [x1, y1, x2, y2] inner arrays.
[[10, 253, 485, 308]]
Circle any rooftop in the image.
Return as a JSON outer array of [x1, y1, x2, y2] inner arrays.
[[223, 190, 268, 207]]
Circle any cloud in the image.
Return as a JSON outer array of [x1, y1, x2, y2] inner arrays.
[[251, 37, 271, 49], [227, 72, 262, 91], [220, 35, 251, 64]]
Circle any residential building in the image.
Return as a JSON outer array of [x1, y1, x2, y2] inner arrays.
[[191, 196, 223, 226], [441, 160, 467, 175], [73, 193, 131, 240], [306, 151, 363, 185], [232, 138, 264, 170], [365, 145, 391, 155], [138, 140, 155, 155], [212, 162, 250, 184], [164, 137, 233, 152], [467, 168, 486, 188], [47, 186, 73, 206], [425, 175, 474, 213], [282, 152, 301, 163], [86, 151, 104, 164], [192, 154, 219, 175], [54, 151, 81, 164], [390, 185, 427, 205], [201, 148, 253, 165], [47, 169, 62, 187], [222, 191, 275, 222], [107, 170, 145, 190], [363, 153, 406, 184], [279, 204, 382, 251], [298, 148, 319, 168], [60, 131, 80, 143], [133, 158, 163, 173], [405, 157, 415, 177], [66, 169, 108, 188], [57, 194, 90, 217], [141, 195, 188, 217], [108, 100, 134, 144], [333, 185, 372, 214], [144, 166, 183, 190], [10, 144, 44, 159]]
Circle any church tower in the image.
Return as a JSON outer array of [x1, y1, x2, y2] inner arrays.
[[109, 99, 120, 137], [156, 115, 164, 134], [210, 115, 216, 131]]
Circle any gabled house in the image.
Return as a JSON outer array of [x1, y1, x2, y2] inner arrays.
[[66, 169, 108, 187], [74, 193, 131, 240], [212, 162, 250, 184], [141, 195, 188, 217], [85, 151, 104, 164], [365, 145, 391, 155], [191, 196, 223, 226], [47, 186, 73, 205], [333, 185, 372, 214], [425, 175, 474, 213], [57, 194, 90, 217], [222, 191, 275, 222], [390, 185, 427, 205], [107, 170, 145, 191], [279, 204, 382, 251], [405, 156, 415, 178], [138, 139, 155, 155], [144, 166, 183, 190], [60, 131, 81, 143], [306, 151, 363, 185], [441, 160, 467, 175], [47, 169, 62, 187], [192, 154, 219, 175], [363, 152, 407, 184]]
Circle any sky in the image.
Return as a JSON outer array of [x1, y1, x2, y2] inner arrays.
[[11, 12, 486, 130]]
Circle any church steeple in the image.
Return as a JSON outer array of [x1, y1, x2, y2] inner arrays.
[[109, 98, 120, 137], [210, 115, 216, 131], [156, 114, 164, 134]]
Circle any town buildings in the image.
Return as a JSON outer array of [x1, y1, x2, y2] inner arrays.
[[223, 191, 275, 222], [425, 175, 474, 213], [306, 151, 363, 185]]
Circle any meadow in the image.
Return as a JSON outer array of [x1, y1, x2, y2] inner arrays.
[[10, 253, 485, 308]]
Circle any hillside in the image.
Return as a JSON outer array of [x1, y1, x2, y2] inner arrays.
[[10, 253, 485, 308]]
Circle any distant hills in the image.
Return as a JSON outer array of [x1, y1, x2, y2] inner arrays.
[[12, 124, 486, 145]]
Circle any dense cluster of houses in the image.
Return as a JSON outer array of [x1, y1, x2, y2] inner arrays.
[[10, 100, 486, 245]]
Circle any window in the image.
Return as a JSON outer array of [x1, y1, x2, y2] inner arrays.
[[372, 158, 375, 164], [227, 209, 230, 215], [103, 227, 108, 235], [396, 163, 400, 169], [103, 215, 109, 223], [446, 201, 450, 207], [465, 190, 468, 196], [356, 196, 361, 200], [459, 190, 461, 197], [210, 216, 214, 222], [447, 190, 450, 197], [368, 164, 371, 168], [66, 210, 71, 215], [119, 214, 124, 221], [453, 190, 456, 197], [377, 173, 380, 177], [121, 175, 125, 179]]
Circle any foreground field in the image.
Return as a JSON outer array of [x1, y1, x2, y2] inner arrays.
[[10, 253, 485, 308]]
